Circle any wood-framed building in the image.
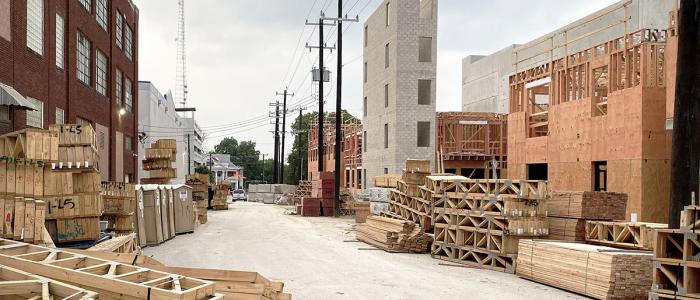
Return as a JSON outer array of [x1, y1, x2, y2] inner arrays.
[[308, 122, 363, 191]]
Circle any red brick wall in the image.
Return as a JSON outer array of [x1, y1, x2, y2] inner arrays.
[[0, 0, 139, 182]]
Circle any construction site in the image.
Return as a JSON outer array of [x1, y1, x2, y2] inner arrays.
[[0, 0, 700, 299]]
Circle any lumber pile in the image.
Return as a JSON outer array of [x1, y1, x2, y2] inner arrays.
[[516, 239, 653, 300], [212, 181, 229, 210], [547, 191, 628, 241], [141, 139, 177, 184], [356, 216, 432, 253], [651, 204, 700, 299], [186, 173, 209, 224], [0, 264, 98, 299], [429, 177, 549, 273], [87, 233, 138, 254], [585, 221, 667, 250], [0, 238, 222, 299]]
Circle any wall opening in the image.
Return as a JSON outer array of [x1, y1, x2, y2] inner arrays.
[[418, 79, 431, 105], [419, 37, 432, 62], [527, 163, 548, 180], [526, 79, 550, 137], [593, 66, 609, 116], [461, 168, 485, 179], [593, 161, 607, 191], [417, 121, 430, 147]]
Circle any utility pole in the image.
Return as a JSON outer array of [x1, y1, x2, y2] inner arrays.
[[323, 2, 358, 216], [306, 12, 335, 173], [277, 89, 295, 184], [669, 0, 700, 227], [270, 101, 282, 184], [298, 108, 304, 183], [261, 154, 266, 183], [187, 132, 192, 175]]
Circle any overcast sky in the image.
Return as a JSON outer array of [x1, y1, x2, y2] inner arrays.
[[134, 0, 618, 158]]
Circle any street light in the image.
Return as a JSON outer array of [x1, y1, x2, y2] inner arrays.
[[119, 108, 126, 116]]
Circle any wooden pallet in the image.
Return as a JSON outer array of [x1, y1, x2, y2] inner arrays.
[[0, 128, 59, 162], [0, 238, 221, 299], [1, 198, 46, 244], [45, 217, 100, 243], [0, 263, 98, 299], [585, 220, 667, 250]]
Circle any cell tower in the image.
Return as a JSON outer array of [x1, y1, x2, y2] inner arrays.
[[175, 0, 187, 108]]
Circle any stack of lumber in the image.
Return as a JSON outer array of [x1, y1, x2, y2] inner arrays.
[[43, 124, 102, 246], [186, 173, 209, 224], [429, 177, 549, 273], [87, 233, 139, 254], [356, 216, 432, 253], [0, 264, 98, 299], [517, 239, 653, 300], [212, 181, 229, 210], [373, 174, 401, 188], [101, 181, 137, 237], [651, 204, 700, 299], [0, 238, 223, 299], [141, 139, 177, 184], [585, 221, 667, 250], [547, 191, 628, 241]]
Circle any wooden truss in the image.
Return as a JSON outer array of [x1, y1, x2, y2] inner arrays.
[[0, 238, 221, 299], [424, 176, 548, 200], [88, 234, 139, 254], [585, 221, 667, 250], [0, 128, 59, 163], [384, 190, 433, 231], [431, 241, 516, 273], [0, 263, 97, 299], [652, 229, 700, 299]]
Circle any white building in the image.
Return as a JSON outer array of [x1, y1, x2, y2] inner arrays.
[[208, 153, 243, 189], [179, 115, 205, 173]]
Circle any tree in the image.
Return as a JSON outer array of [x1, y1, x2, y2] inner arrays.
[[213, 137, 272, 183], [284, 110, 359, 185]]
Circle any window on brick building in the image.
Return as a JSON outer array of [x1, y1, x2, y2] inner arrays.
[[125, 78, 133, 112], [0, 107, 10, 122], [116, 12, 123, 49], [96, 50, 108, 95], [419, 37, 432, 62], [0, 0, 10, 42], [417, 121, 430, 147], [77, 32, 91, 85], [79, 0, 91, 12], [26, 98, 43, 128], [26, 0, 43, 55], [418, 79, 431, 105], [125, 136, 133, 152], [115, 69, 123, 105], [125, 24, 133, 60], [96, 0, 108, 31], [56, 14, 64, 69], [55, 108, 64, 124]]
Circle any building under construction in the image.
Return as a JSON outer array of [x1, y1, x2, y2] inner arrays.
[[308, 122, 363, 191]]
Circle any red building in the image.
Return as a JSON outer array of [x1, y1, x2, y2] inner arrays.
[[308, 123, 363, 192], [0, 0, 139, 182]]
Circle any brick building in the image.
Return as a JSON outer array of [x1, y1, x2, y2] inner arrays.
[[0, 0, 139, 182], [308, 123, 363, 191]]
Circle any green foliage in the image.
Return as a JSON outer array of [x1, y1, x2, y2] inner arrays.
[[213, 137, 273, 183], [194, 165, 210, 175]]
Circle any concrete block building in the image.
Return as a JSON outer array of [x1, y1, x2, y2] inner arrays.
[[0, 0, 139, 182], [461, 45, 519, 114], [362, 0, 437, 187]]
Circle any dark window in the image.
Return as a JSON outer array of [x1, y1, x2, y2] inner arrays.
[[527, 164, 548, 180], [593, 161, 607, 191], [418, 79, 431, 105], [417, 121, 430, 147]]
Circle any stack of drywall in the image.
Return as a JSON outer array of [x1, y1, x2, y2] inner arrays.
[[429, 177, 549, 273], [141, 139, 177, 184], [100, 182, 137, 237], [44, 124, 102, 245], [368, 188, 391, 215], [547, 191, 628, 241], [185, 173, 209, 224], [356, 216, 432, 253], [212, 181, 229, 210]]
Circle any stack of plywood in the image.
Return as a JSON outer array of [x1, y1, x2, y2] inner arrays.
[[186, 173, 209, 224], [101, 182, 137, 237], [212, 181, 229, 210], [547, 191, 628, 241], [429, 177, 549, 273], [356, 216, 432, 253], [517, 239, 653, 300], [43, 124, 102, 245], [651, 204, 700, 299], [141, 139, 177, 184]]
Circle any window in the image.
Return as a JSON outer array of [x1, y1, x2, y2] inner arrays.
[[418, 79, 431, 105], [0, 106, 10, 121], [363, 26, 368, 47], [527, 164, 548, 181], [384, 43, 390, 68], [55, 108, 64, 124], [593, 161, 607, 191], [116, 12, 123, 49], [96, 50, 107, 95], [417, 121, 430, 147], [363, 97, 367, 117], [26, 0, 43, 55], [363, 131, 367, 152], [26, 98, 43, 128], [385, 2, 390, 26], [125, 24, 133, 60], [115, 69, 123, 105], [96, 0, 108, 31], [363, 62, 367, 83], [0, 0, 10, 41], [384, 168, 388, 174], [79, 0, 91, 12], [384, 123, 388, 148], [55, 14, 64, 69], [384, 84, 389, 107], [419, 37, 432, 62], [125, 78, 132, 112], [77, 32, 91, 85], [125, 136, 133, 151]]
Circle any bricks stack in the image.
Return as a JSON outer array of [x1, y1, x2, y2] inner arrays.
[[44, 124, 102, 245], [141, 139, 177, 185], [100, 182, 137, 237], [301, 172, 335, 217], [547, 191, 628, 241], [186, 173, 209, 224]]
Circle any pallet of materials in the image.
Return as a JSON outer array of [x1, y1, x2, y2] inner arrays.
[[585, 221, 667, 250], [212, 181, 229, 210], [356, 216, 432, 253], [0, 160, 47, 196], [547, 191, 628, 241], [45, 217, 100, 243], [353, 201, 370, 223], [48, 124, 98, 172], [1, 197, 46, 243], [101, 181, 137, 238], [186, 173, 209, 224], [430, 177, 549, 273], [516, 239, 653, 300], [0, 127, 59, 162], [0, 238, 222, 299], [0, 263, 98, 299], [373, 174, 401, 188], [141, 139, 177, 185]]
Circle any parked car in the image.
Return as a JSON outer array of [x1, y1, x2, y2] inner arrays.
[[231, 189, 246, 201]]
